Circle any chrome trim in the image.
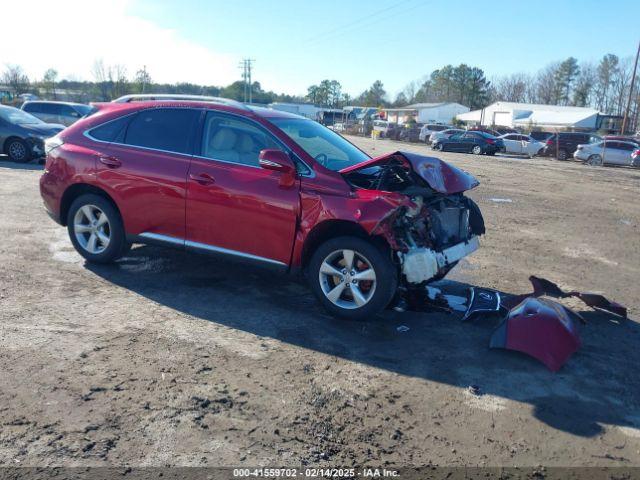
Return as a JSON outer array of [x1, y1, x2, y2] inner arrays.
[[185, 240, 286, 267], [139, 232, 185, 246], [112, 94, 250, 110], [192, 154, 261, 170]]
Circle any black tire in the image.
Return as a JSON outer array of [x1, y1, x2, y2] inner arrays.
[[587, 154, 603, 166], [67, 194, 126, 264], [433, 143, 443, 151], [557, 149, 568, 161], [6, 138, 31, 163], [308, 236, 398, 320]]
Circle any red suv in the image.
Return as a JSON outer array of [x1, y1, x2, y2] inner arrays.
[[40, 95, 484, 319]]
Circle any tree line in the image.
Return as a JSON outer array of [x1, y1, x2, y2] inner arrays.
[[2, 53, 638, 123]]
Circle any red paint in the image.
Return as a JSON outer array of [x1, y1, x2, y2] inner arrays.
[[40, 101, 479, 269]]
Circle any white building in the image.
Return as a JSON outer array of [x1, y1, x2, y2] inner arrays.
[[384, 102, 469, 125], [268, 102, 322, 120], [456, 101, 618, 131]]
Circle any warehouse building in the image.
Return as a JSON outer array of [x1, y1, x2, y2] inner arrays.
[[384, 102, 469, 125], [456, 101, 622, 132]]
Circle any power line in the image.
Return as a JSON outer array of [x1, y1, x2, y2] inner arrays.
[[301, 0, 416, 45]]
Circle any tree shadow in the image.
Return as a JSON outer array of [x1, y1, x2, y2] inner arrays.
[[85, 244, 639, 438]]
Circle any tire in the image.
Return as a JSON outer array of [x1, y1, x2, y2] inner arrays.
[[67, 194, 126, 264], [557, 149, 568, 161], [434, 143, 443, 151], [587, 154, 603, 166], [308, 236, 398, 320], [472, 145, 482, 155], [6, 138, 31, 163]]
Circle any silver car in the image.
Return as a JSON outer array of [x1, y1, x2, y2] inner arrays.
[[21, 101, 93, 127], [419, 124, 451, 143], [429, 128, 465, 144], [574, 140, 639, 167]]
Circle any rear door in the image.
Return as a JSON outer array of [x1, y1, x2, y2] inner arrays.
[[185, 111, 300, 266], [502, 134, 520, 154], [94, 107, 200, 241], [606, 141, 634, 165]]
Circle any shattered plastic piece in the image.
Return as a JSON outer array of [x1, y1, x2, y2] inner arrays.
[[490, 297, 581, 372], [503, 276, 628, 320], [396, 325, 410, 333], [461, 287, 501, 322]]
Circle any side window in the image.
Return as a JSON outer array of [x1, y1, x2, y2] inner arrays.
[[59, 105, 79, 118], [618, 143, 635, 151], [504, 134, 515, 140], [23, 103, 41, 113], [89, 115, 131, 142], [45, 104, 63, 115], [201, 112, 280, 167], [124, 108, 199, 154]]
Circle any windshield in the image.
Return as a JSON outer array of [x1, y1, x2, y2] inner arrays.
[[269, 117, 370, 170], [74, 104, 95, 117], [0, 107, 43, 125]]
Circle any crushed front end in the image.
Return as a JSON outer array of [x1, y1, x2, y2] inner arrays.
[[340, 151, 485, 286]]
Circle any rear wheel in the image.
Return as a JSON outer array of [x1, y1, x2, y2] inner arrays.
[[557, 149, 568, 161], [587, 154, 603, 166], [67, 194, 127, 263], [6, 138, 31, 163], [308, 236, 398, 320], [472, 145, 482, 155], [433, 143, 443, 151]]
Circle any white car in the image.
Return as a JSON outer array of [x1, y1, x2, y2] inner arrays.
[[573, 140, 639, 167], [429, 128, 465, 144], [419, 124, 451, 143], [499, 133, 545, 158]]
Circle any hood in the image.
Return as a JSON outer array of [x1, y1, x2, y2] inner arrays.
[[19, 122, 65, 136], [339, 151, 479, 195]]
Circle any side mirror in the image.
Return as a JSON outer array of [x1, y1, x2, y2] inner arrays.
[[259, 149, 297, 187], [259, 149, 295, 174]]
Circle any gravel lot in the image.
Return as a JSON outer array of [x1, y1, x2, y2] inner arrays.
[[1, 135, 639, 468]]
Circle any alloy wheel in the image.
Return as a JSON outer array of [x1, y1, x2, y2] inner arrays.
[[8, 141, 27, 161], [318, 249, 377, 310], [472, 145, 482, 154], [587, 154, 602, 166], [73, 205, 111, 254]]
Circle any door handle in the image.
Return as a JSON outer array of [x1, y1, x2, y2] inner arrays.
[[99, 155, 122, 168], [189, 172, 215, 185]]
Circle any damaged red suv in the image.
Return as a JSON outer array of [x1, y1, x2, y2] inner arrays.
[[40, 95, 484, 319]]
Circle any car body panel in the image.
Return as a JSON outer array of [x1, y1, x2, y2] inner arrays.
[[0, 105, 64, 159]]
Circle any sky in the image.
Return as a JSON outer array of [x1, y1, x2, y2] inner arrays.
[[2, 0, 639, 99]]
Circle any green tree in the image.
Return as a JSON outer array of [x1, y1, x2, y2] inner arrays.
[[43, 68, 58, 99], [359, 80, 386, 106], [553, 57, 580, 105]]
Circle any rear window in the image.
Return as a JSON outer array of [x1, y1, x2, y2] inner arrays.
[[124, 108, 200, 154], [89, 115, 131, 142], [23, 103, 42, 113]]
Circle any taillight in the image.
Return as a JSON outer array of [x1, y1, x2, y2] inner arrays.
[[633, 149, 640, 157], [546, 139, 553, 145], [486, 138, 495, 144]]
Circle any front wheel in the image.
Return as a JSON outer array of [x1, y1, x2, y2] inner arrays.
[[433, 143, 443, 151], [308, 236, 398, 320], [67, 194, 127, 263], [586, 154, 603, 166], [557, 149, 568, 161], [6, 138, 31, 163]]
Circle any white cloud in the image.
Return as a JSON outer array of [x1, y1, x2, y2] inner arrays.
[[0, 0, 238, 86]]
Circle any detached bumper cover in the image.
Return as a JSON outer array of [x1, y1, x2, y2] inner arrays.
[[490, 297, 581, 372]]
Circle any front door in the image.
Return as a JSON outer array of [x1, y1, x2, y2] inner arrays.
[[185, 111, 299, 266]]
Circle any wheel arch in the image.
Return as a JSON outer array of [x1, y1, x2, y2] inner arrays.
[[3, 136, 26, 154], [60, 183, 121, 227], [300, 219, 390, 269]]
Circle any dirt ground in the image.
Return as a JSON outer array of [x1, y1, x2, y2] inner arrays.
[[1, 135, 639, 469]]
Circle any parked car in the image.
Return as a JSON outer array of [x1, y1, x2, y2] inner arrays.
[[468, 126, 501, 137], [40, 96, 485, 320], [429, 128, 465, 144], [499, 133, 545, 157], [372, 120, 391, 137], [632, 148, 640, 166], [0, 105, 65, 162], [432, 131, 504, 155], [419, 124, 451, 143], [603, 135, 640, 148], [22, 101, 94, 127], [529, 131, 553, 142], [399, 123, 424, 142], [574, 140, 639, 167], [542, 132, 599, 160], [494, 126, 518, 135]]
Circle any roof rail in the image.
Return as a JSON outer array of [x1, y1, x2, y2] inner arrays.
[[112, 94, 249, 110]]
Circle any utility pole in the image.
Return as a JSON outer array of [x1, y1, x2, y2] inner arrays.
[[238, 58, 255, 103], [622, 39, 640, 135]]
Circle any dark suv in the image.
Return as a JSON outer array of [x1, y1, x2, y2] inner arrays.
[[543, 132, 599, 160]]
